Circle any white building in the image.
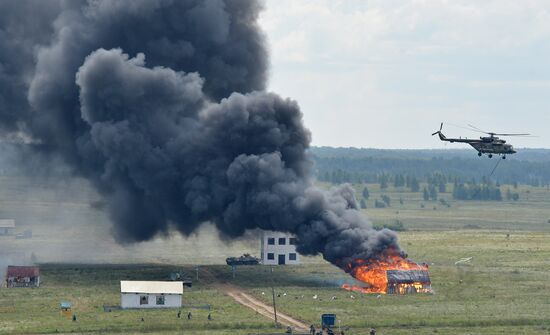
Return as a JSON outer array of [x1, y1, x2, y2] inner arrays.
[[261, 231, 300, 265], [120, 281, 183, 309], [0, 219, 15, 236]]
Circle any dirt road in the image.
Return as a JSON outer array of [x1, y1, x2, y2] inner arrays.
[[199, 267, 309, 332], [219, 283, 310, 332]]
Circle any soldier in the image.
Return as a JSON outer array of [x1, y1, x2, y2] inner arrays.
[[187, 312, 192, 320], [310, 324, 316, 335], [207, 313, 212, 321], [370, 328, 376, 335]]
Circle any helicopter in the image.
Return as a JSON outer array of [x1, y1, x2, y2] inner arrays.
[[432, 123, 530, 159]]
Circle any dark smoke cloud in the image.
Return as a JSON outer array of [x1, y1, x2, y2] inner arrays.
[[0, 0, 400, 266], [0, 0, 61, 137]]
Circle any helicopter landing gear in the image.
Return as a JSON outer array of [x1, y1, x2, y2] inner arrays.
[[478, 152, 482, 157], [488, 154, 493, 158]]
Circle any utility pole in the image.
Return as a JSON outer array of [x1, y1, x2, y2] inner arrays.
[[270, 266, 278, 327]]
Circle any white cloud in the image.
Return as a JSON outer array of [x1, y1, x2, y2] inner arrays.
[[260, 0, 550, 148]]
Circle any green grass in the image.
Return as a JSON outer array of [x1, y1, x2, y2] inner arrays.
[[222, 231, 550, 334], [1, 177, 550, 334], [0, 264, 277, 334], [2, 231, 549, 334], [352, 183, 550, 231]]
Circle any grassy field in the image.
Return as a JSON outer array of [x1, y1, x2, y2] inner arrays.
[[349, 183, 550, 231], [0, 178, 549, 334], [1, 231, 549, 334], [0, 264, 278, 334]]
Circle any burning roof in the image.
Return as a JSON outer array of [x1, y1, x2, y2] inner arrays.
[[387, 269, 430, 284], [342, 250, 432, 295]]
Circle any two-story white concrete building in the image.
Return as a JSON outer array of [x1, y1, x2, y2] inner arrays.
[[260, 231, 300, 265], [120, 281, 183, 309]]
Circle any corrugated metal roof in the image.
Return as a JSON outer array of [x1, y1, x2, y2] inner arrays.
[[386, 270, 430, 284], [120, 281, 183, 294], [0, 219, 15, 228], [7, 266, 40, 278]]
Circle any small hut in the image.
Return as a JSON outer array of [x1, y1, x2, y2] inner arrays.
[[386, 269, 431, 294], [0, 219, 15, 236], [120, 281, 183, 309], [6, 266, 40, 288], [60, 301, 72, 318]]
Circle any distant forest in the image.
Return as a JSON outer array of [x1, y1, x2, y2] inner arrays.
[[1, 143, 549, 189], [311, 147, 550, 187]]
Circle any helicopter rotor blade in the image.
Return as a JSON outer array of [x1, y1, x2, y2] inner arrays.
[[491, 133, 531, 136], [447, 123, 534, 138], [467, 124, 489, 134]]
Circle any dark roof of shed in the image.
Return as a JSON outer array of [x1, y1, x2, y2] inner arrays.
[[386, 269, 430, 284], [6, 266, 40, 277]]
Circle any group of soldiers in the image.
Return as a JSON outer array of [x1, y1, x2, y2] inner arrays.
[[307, 324, 376, 335], [138, 311, 211, 323], [176, 310, 212, 320]]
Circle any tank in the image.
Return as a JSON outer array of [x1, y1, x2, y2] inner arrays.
[[226, 253, 261, 266]]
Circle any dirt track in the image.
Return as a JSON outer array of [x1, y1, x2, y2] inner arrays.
[[200, 267, 309, 332], [219, 283, 309, 332]]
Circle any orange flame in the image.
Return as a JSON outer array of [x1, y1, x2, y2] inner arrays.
[[342, 251, 431, 294]]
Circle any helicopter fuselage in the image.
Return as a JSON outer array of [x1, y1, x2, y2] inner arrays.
[[436, 133, 516, 155]]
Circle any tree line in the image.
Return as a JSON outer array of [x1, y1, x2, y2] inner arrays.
[[312, 147, 550, 187]]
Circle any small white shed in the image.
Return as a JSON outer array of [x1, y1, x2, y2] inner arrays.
[[0, 219, 15, 236], [120, 281, 183, 309]]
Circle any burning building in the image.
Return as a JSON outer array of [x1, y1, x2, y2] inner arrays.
[[342, 251, 432, 295], [386, 270, 431, 294]]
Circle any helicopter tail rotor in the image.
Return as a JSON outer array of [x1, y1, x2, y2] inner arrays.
[[432, 122, 443, 136]]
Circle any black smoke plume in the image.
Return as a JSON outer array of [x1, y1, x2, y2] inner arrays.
[[0, 0, 401, 266]]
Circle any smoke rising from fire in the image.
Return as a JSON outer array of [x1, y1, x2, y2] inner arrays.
[[0, 0, 401, 266]]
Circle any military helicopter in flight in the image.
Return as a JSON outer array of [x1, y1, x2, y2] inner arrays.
[[432, 123, 530, 159]]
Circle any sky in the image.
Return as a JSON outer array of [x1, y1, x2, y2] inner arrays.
[[260, 0, 550, 149]]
